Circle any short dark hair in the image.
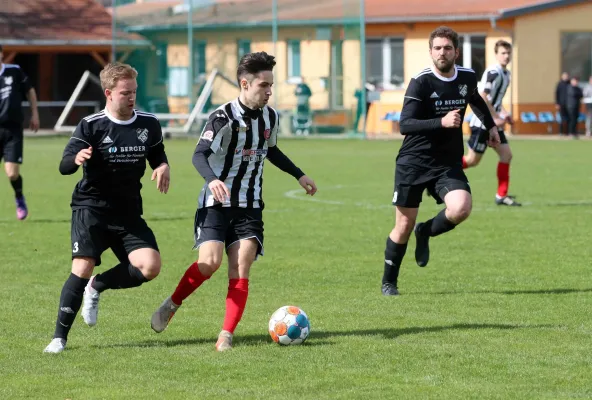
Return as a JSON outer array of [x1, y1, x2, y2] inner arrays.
[[429, 26, 459, 49], [236, 51, 276, 86], [494, 40, 512, 53]]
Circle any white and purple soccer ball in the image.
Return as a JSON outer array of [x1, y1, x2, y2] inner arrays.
[[268, 306, 310, 345]]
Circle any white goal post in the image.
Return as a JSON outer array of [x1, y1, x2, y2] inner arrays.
[[54, 68, 227, 135]]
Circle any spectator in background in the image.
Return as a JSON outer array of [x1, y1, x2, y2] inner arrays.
[[566, 76, 583, 138], [353, 83, 375, 132], [583, 76, 592, 137], [555, 72, 570, 135]]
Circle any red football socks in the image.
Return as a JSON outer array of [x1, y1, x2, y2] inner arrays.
[[222, 278, 249, 334], [497, 162, 510, 197], [171, 262, 210, 306]]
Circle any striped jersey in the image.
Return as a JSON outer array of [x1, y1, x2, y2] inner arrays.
[[196, 98, 279, 209], [469, 64, 510, 129]]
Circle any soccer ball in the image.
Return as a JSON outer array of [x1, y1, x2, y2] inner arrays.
[[268, 306, 310, 345]]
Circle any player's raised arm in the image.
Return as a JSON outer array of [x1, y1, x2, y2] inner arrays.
[[399, 78, 443, 134], [59, 120, 93, 175]]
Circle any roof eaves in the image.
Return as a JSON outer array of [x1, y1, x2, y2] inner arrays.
[[366, 14, 498, 23], [0, 39, 152, 46], [125, 18, 360, 32], [498, 0, 588, 19]]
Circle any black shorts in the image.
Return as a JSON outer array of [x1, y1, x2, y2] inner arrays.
[[194, 206, 264, 257], [393, 165, 471, 208], [0, 125, 24, 164], [467, 127, 508, 154], [70, 208, 159, 266]]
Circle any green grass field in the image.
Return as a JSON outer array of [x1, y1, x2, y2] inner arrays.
[[1, 137, 592, 399]]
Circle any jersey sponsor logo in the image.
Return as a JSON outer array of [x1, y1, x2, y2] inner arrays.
[[202, 130, 214, 141], [4, 76, 13, 85], [136, 128, 149, 143], [119, 146, 146, 152], [443, 99, 466, 105], [430, 92, 439, 98], [264, 128, 271, 140], [102, 136, 113, 144], [108, 145, 147, 164], [458, 84, 468, 97], [235, 148, 268, 162]]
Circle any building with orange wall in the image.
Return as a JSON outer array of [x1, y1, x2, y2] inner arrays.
[[113, 0, 591, 135]]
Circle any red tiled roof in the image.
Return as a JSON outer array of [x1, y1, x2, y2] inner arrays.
[[120, 0, 588, 30], [0, 0, 147, 45]]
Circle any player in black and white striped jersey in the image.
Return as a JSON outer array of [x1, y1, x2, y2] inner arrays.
[[151, 52, 317, 351], [463, 40, 521, 206]]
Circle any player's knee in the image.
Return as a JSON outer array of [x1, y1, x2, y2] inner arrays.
[[394, 216, 416, 237], [71, 257, 95, 278], [465, 154, 481, 167], [142, 261, 161, 280], [499, 149, 512, 164], [198, 254, 223, 275], [447, 203, 472, 223], [6, 170, 19, 181]]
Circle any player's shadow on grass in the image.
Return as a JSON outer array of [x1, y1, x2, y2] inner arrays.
[[89, 323, 546, 350], [423, 288, 592, 295], [312, 323, 551, 341], [90, 335, 333, 349]]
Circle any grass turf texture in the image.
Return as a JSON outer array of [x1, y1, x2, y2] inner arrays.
[[1, 137, 591, 399]]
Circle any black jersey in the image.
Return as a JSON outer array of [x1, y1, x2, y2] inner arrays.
[[0, 64, 32, 128], [60, 109, 168, 216], [397, 65, 495, 174]]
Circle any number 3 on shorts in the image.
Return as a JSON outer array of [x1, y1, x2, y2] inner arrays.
[[73, 242, 79, 253]]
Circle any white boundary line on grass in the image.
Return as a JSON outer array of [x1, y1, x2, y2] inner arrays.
[[283, 185, 592, 211]]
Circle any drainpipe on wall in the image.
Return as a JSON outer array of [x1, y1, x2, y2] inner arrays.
[[490, 16, 516, 133]]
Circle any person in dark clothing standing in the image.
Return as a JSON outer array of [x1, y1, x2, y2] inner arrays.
[[555, 72, 570, 135], [566, 76, 583, 137], [0, 45, 40, 220]]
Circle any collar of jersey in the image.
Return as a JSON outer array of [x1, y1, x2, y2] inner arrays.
[[430, 65, 458, 82], [104, 107, 137, 125], [237, 98, 263, 119], [0, 64, 5, 77]]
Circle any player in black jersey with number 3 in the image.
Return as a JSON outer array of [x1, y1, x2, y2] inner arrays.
[[44, 63, 171, 353], [381, 27, 500, 296]]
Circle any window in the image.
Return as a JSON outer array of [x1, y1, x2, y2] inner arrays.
[[458, 35, 486, 80], [168, 67, 188, 97], [287, 40, 301, 78], [155, 42, 168, 83], [365, 38, 404, 89], [192, 41, 207, 82], [237, 40, 251, 61], [562, 33, 592, 81]]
